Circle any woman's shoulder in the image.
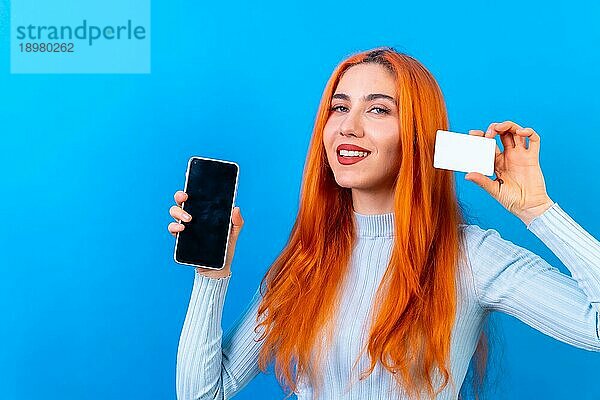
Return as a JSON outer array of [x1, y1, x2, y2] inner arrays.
[[455, 222, 508, 280], [458, 223, 502, 249], [456, 222, 531, 278]]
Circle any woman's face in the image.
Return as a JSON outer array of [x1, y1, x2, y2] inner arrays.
[[323, 63, 401, 194]]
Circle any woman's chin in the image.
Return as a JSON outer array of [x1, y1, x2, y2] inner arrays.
[[333, 177, 366, 190]]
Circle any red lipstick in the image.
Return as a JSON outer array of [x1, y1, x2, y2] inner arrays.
[[336, 144, 371, 165]]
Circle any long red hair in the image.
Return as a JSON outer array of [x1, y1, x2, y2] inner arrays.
[[253, 47, 489, 399]]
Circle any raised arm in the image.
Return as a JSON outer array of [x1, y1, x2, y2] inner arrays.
[[466, 202, 600, 351], [176, 271, 265, 399]]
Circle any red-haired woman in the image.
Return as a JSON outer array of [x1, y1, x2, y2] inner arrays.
[[168, 47, 600, 400]]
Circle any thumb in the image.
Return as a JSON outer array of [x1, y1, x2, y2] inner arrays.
[[465, 172, 498, 195], [225, 207, 244, 268], [231, 206, 244, 232]]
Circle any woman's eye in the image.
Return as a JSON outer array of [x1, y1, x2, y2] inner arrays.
[[370, 107, 390, 115], [329, 105, 391, 114], [330, 105, 348, 112]]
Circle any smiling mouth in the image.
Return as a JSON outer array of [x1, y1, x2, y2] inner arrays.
[[337, 150, 370, 165]]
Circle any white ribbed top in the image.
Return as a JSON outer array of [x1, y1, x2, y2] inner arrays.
[[176, 202, 600, 399], [353, 210, 395, 237]]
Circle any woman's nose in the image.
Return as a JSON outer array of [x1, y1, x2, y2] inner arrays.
[[338, 112, 363, 137]]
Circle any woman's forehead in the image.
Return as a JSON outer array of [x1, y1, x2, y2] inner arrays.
[[336, 63, 396, 95]]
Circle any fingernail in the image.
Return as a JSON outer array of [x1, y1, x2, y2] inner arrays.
[[182, 213, 191, 221]]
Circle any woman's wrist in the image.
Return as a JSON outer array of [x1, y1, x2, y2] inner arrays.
[[517, 197, 555, 227], [195, 266, 232, 279]]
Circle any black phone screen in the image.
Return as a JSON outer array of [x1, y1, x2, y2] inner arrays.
[[174, 157, 239, 269]]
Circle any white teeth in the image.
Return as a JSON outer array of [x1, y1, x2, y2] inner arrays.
[[339, 149, 369, 157]]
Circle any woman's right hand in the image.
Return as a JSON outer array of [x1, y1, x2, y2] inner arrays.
[[168, 190, 244, 278]]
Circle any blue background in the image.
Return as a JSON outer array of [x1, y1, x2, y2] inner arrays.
[[1, 0, 599, 398]]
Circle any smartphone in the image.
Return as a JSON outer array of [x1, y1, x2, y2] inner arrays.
[[433, 129, 496, 176], [173, 156, 240, 270]]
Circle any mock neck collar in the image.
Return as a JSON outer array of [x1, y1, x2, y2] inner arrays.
[[353, 210, 395, 237]]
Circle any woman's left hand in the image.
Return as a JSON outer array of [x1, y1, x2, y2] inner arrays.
[[465, 120, 555, 227]]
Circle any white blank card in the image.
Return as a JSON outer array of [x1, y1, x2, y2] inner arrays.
[[433, 130, 496, 176]]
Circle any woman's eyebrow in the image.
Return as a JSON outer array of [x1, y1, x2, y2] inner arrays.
[[332, 93, 396, 103]]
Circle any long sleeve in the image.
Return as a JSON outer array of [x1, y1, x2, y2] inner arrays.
[[466, 202, 600, 351], [176, 270, 265, 400]]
